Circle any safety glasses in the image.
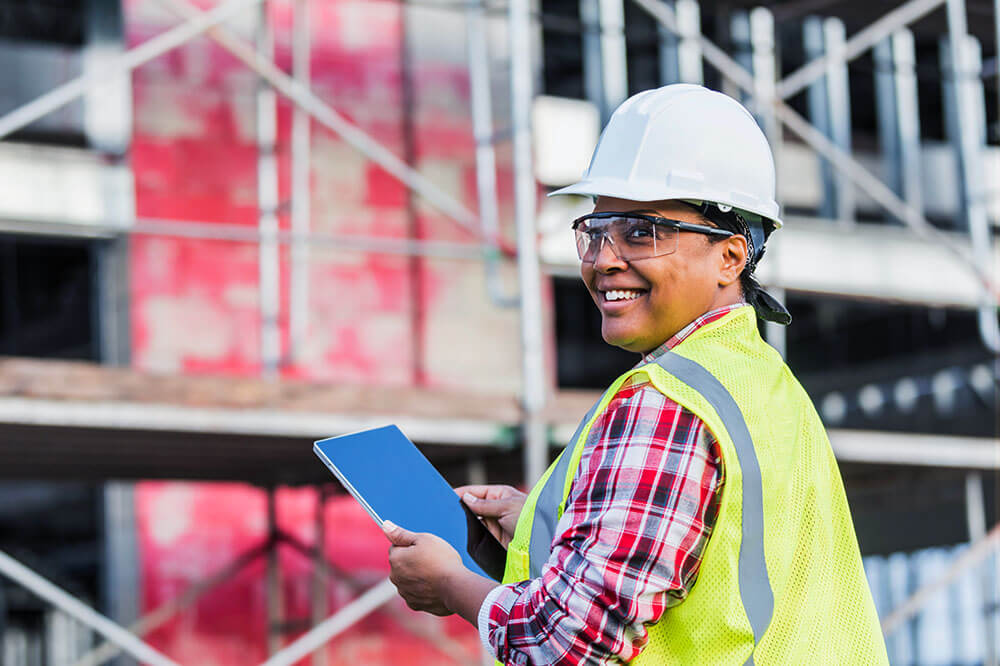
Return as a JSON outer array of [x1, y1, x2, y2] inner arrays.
[[572, 211, 734, 263]]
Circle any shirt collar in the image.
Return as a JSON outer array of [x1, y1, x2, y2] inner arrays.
[[638, 303, 747, 367]]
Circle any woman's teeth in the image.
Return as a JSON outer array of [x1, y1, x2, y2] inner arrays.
[[605, 289, 642, 302]]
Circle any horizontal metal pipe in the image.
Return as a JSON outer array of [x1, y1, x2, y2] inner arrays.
[[0, 215, 487, 261], [155, 0, 515, 258]]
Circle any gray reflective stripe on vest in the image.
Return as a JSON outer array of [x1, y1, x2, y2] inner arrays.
[[527, 352, 774, 662], [527, 395, 605, 578], [656, 353, 774, 662]]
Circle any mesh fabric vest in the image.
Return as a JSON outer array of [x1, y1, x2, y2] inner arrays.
[[500, 307, 888, 665]]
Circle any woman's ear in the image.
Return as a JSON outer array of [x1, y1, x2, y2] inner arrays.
[[718, 235, 748, 287]]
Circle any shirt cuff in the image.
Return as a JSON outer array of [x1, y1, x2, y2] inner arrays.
[[477, 584, 507, 657]]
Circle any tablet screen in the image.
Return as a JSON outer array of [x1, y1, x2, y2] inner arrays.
[[314, 425, 505, 580]]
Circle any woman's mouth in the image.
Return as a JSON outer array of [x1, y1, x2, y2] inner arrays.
[[602, 289, 645, 302]]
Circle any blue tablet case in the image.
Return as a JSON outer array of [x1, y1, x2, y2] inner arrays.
[[313, 425, 506, 581]]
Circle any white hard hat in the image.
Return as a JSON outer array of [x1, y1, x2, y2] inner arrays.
[[549, 84, 783, 229]]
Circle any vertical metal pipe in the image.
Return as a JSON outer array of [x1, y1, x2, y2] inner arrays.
[[941, 0, 999, 352], [804, 17, 853, 224], [996, 0, 1000, 129], [102, 483, 139, 666], [266, 489, 284, 655], [965, 473, 997, 666], [290, 0, 311, 364], [874, 29, 923, 212], [509, 0, 549, 486], [598, 0, 629, 114], [580, 0, 604, 117], [734, 7, 786, 357], [965, 472, 997, 666], [311, 487, 328, 666], [466, 0, 518, 308], [399, 2, 426, 384], [256, 0, 281, 376], [658, 0, 702, 85]]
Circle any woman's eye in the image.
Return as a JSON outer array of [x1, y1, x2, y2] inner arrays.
[[627, 224, 655, 240]]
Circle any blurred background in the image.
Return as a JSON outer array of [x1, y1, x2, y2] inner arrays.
[[0, 0, 996, 664]]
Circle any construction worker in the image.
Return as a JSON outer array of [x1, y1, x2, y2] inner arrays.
[[383, 84, 889, 664]]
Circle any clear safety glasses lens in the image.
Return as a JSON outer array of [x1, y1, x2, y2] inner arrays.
[[574, 215, 679, 263]]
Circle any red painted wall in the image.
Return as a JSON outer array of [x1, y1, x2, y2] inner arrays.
[[125, 1, 513, 661], [136, 483, 483, 664]]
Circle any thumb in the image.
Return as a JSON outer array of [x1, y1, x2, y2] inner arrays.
[[463, 492, 512, 518], [382, 520, 417, 546]]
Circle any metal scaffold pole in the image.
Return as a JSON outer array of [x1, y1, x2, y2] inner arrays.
[[256, 0, 281, 377], [0, 551, 180, 666], [466, 0, 518, 307], [509, 0, 549, 485], [289, 0, 311, 363], [942, 0, 1000, 353]]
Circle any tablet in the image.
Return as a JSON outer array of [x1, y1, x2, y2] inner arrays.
[[313, 425, 506, 581]]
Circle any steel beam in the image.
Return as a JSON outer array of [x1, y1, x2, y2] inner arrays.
[[0, 0, 264, 140], [0, 551, 180, 666]]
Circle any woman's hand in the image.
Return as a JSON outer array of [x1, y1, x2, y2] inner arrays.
[[383, 521, 463, 616], [382, 521, 498, 625], [454, 484, 527, 548]]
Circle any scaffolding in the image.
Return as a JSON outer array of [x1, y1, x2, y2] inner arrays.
[[0, 0, 997, 663]]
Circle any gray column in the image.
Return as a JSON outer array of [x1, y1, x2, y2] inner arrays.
[[658, 0, 702, 85], [804, 16, 854, 224], [874, 29, 923, 213]]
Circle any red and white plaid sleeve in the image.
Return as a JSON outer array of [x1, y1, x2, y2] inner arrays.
[[479, 380, 724, 665]]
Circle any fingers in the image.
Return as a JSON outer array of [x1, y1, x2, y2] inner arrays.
[[382, 520, 418, 546], [454, 484, 492, 499], [462, 493, 515, 518]]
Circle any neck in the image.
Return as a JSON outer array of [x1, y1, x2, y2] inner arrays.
[[708, 284, 745, 312]]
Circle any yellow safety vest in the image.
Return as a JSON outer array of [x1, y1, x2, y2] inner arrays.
[[501, 306, 888, 665]]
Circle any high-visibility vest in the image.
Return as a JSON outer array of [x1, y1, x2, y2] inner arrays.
[[501, 306, 888, 665]]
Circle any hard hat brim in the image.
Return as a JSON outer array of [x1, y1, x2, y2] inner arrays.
[[548, 178, 783, 229]]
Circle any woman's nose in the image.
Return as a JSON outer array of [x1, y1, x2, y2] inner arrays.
[[592, 235, 628, 272]]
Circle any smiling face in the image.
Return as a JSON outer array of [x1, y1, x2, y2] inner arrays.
[[580, 197, 748, 354]]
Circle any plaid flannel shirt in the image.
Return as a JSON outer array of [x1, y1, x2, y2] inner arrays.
[[478, 304, 745, 665]]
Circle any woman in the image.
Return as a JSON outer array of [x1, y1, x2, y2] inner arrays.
[[383, 84, 888, 665]]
